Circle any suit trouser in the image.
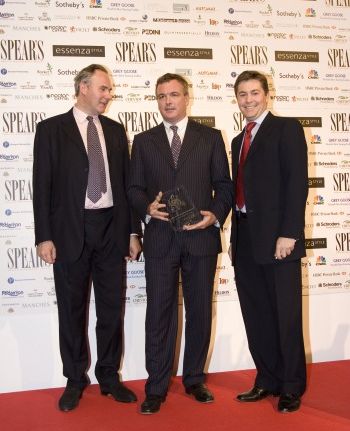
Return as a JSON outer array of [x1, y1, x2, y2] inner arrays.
[[53, 208, 124, 389], [234, 216, 306, 395], [144, 234, 217, 397]]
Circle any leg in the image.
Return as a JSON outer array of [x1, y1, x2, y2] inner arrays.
[[234, 218, 281, 392], [270, 260, 306, 395], [90, 209, 124, 386], [144, 255, 181, 397], [53, 254, 91, 389], [181, 254, 217, 388]]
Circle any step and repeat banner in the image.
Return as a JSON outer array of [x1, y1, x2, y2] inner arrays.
[[0, 0, 349, 391]]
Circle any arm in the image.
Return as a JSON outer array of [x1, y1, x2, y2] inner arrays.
[[275, 119, 308, 259], [184, 129, 233, 230], [32, 120, 54, 246]]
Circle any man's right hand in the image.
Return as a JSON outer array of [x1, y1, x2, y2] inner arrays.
[[147, 191, 169, 221], [37, 240, 56, 264]]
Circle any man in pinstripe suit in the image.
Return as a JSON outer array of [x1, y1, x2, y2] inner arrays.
[[128, 73, 232, 414]]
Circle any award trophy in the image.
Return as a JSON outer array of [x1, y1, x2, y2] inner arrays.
[[162, 186, 202, 231]]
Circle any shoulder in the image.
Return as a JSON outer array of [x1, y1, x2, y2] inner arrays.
[[187, 119, 222, 137], [268, 113, 301, 129], [134, 123, 164, 141], [38, 110, 71, 127]]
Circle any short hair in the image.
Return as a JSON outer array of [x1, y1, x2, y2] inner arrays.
[[234, 70, 269, 96], [155, 73, 189, 95], [74, 64, 109, 97]]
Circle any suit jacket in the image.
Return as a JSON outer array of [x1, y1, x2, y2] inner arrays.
[[33, 108, 140, 263], [230, 112, 308, 264], [128, 119, 232, 257]]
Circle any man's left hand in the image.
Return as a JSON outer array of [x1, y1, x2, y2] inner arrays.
[[125, 236, 142, 261], [274, 237, 296, 260], [183, 210, 217, 231]]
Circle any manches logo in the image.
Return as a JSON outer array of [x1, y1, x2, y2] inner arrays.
[[275, 51, 319, 62], [116, 42, 156, 62], [52, 45, 105, 57], [230, 45, 268, 64], [328, 48, 350, 67], [164, 47, 212, 59], [0, 40, 44, 61], [305, 238, 327, 249], [297, 117, 322, 127]]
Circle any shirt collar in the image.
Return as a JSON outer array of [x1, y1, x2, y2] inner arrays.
[[73, 105, 99, 124], [163, 116, 188, 133], [246, 110, 269, 128]]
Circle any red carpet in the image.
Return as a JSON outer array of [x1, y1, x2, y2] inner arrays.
[[1, 361, 349, 431]]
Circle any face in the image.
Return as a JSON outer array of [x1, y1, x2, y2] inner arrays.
[[77, 69, 113, 116], [156, 79, 189, 124], [236, 79, 269, 122]]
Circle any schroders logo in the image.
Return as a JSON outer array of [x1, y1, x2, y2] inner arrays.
[[328, 48, 350, 67], [0, 40, 44, 61], [1, 112, 46, 133], [308, 177, 325, 188], [164, 47, 212, 59], [52, 45, 105, 57], [305, 238, 327, 249], [333, 172, 349, 191], [116, 42, 156, 62], [275, 51, 319, 62], [335, 233, 350, 252], [330, 113, 350, 131], [230, 45, 268, 64], [297, 117, 322, 127]]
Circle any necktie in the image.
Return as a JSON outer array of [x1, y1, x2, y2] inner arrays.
[[236, 121, 256, 210], [86, 116, 107, 203], [170, 125, 182, 167]]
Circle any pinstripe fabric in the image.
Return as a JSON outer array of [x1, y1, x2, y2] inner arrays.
[[128, 119, 232, 396]]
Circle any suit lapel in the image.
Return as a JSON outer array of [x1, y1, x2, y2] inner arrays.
[[61, 108, 87, 158], [151, 123, 175, 168], [246, 112, 274, 162], [176, 120, 200, 170]]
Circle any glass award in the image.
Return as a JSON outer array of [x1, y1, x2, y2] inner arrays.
[[162, 186, 202, 231]]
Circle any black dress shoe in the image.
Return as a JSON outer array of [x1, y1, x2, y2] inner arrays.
[[278, 393, 301, 413], [140, 395, 165, 414], [58, 386, 83, 412], [185, 383, 214, 403], [100, 382, 137, 403], [237, 386, 277, 402]]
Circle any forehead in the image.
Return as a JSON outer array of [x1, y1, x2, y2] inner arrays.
[[236, 79, 265, 93], [90, 70, 111, 86], [156, 79, 184, 94]]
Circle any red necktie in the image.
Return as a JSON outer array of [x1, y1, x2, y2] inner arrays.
[[236, 122, 256, 210]]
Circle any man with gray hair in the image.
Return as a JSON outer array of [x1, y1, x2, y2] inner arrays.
[[33, 64, 141, 411]]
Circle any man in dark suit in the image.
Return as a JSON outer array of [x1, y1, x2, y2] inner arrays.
[[229, 70, 308, 413], [128, 73, 232, 414], [33, 64, 141, 412]]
